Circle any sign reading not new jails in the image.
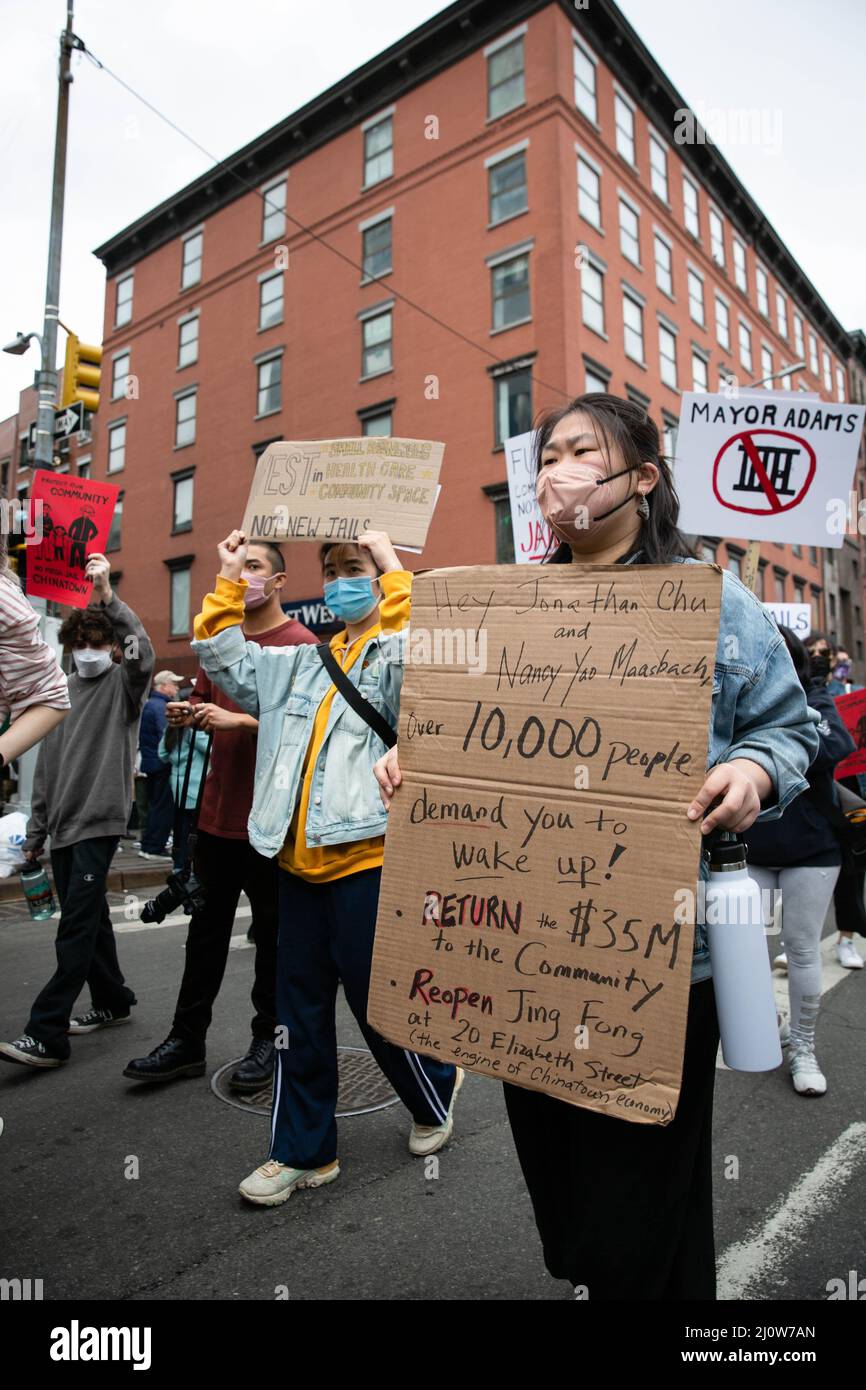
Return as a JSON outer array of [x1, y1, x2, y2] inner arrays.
[[504, 431, 555, 563], [674, 392, 865, 547], [369, 563, 722, 1125]]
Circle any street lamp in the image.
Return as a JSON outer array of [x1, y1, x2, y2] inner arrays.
[[2, 331, 41, 357], [744, 360, 807, 390]]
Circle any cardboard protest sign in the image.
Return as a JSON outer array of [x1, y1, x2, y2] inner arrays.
[[833, 689, 866, 780], [242, 437, 444, 552], [674, 392, 865, 547], [763, 602, 811, 639], [369, 563, 722, 1125], [26, 470, 121, 608], [504, 430, 554, 563]]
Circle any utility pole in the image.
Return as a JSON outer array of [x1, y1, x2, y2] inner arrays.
[[34, 1, 83, 470]]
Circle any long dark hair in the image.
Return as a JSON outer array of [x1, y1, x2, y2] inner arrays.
[[533, 393, 693, 565], [776, 625, 810, 691]]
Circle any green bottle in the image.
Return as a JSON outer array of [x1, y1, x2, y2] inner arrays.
[[20, 862, 56, 920]]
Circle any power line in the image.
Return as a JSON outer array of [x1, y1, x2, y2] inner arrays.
[[80, 41, 576, 404]]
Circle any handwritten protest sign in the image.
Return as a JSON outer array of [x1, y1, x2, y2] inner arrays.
[[674, 392, 865, 547], [834, 689, 866, 780], [504, 430, 554, 563], [242, 437, 444, 552], [369, 564, 722, 1125], [26, 471, 120, 608]]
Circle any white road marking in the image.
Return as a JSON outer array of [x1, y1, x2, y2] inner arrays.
[[717, 1122, 866, 1300]]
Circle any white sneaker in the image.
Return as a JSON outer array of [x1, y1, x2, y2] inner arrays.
[[238, 1158, 339, 1207], [836, 937, 864, 969], [409, 1067, 464, 1156], [777, 1011, 791, 1047], [773, 952, 788, 971], [789, 1043, 827, 1096]]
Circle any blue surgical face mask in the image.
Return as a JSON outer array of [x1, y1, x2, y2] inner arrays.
[[323, 576, 379, 624]]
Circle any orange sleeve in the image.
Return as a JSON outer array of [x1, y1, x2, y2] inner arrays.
[[193, 574, 248, 640]]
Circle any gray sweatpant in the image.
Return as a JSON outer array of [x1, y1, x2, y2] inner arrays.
[[749, 863, 840, 1047]]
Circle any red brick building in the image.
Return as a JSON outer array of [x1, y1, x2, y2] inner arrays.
[[37, 0, 862, 673]]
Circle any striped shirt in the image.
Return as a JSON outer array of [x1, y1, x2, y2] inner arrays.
[[0, 573, 70, 725]]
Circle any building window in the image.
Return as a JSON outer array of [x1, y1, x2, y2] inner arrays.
[[709, 208, 725, 268], [618, 198, 640, 265], [822, 348, 833, 393], [581, 261, 605, 335], [172, 472, 194, 532], [493, 368, 532, 448], [761, 344, 773, 384], [622, 291, 644, 364], [649, 134, 668, 202], [756, 263, 769, 317], [836, 365, 846, 402], [361, 309, 392, 377], [362, 411, 392, 437], [809, 546, 818, 564], [793, 312, 805, 359], [258, 272, 284, 330], [76, 456, 91, 478], [773, 289, 787, 339], [487, 36, 525, 120], [107, 420, 126, 473], [489, 153, 527, 226], [178, 314, 199, 368], [577, 155, 601, 228], [614, 92, 636, 165], [775, 571, 786, 602], [732, 239, 747, 292], [363, 114, 393, 186], [585, 362, 610, 393], [739, 319, 753, 374], [793, 579, 805, 603], [687, 268, 704, 326], [261, 178, 287, 243], [360, 214, 393, 278], [700, 540, 717, 563], [692, 351, 709, 393], [662, 414, 678, 458], [174, 390, 197, 447], [715, 295, 731, 352], [256, 355, 282, 414], [115, 274, 133, 327], [808, 331, 819, 375], [682, 176, 699, 238], [659, 322, 677, 388], [654, 233, 673, 296], [181, 230, 203, 289], [111, 352, 130, 401], [106, 494, 123, 552], [727, 549, 743, 579], [755, 563, 766, 600], [573, 40, 597, 123], [491, 253, 530, 330], [170, 566, 191, 637]]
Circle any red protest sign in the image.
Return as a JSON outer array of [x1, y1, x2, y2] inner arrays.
[[834, 688, 866, 780], [26, 470, 120, 609], [712, 429, 816, 516]]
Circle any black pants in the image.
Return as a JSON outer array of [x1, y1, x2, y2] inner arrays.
[[833, 866, 866, 935], [27, 836, 136, 1058], [170, 830, 278, 1046], [141, 767, 174, 854], [503, 978, 720, 1301]]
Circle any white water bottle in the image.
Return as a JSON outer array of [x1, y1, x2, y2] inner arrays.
[[704, 832, 782, 1072]]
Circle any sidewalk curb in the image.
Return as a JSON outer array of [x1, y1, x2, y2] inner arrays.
[[0, 851, 168, 903]]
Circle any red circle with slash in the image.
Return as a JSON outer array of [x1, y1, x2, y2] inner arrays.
[[712, 428, 816, 515]]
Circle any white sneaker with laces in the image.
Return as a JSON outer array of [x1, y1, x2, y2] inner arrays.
[[789, 1043, 826, 1096], [0, 1034, 64, 1068], [69, 1008, 132, 1034], [773, 952, 788, 971], [409, 1067, 464, 1156], [836, 937, 864, 969], [238, 1158, 339, 1207]]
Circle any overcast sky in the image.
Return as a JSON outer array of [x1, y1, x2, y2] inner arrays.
[[2, 0, 864, 420]]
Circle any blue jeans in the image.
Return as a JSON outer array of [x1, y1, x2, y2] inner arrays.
[[141, 768, 174, 854]]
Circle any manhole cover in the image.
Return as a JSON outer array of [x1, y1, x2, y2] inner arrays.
[[211, 1045, 399, 1117]]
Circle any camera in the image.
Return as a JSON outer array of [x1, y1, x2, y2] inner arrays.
[[140, 866, 206, 924]]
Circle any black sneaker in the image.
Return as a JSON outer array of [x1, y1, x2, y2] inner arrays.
[[229, 1039, 275, 1093], [122, 1036, 206, 1083], [0, 1034, 66, 1068], [69, 1007, 133, 1034]]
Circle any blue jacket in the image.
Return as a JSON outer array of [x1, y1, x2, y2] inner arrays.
[[157, 726, 211, 811], [139, 690, 171, 774]]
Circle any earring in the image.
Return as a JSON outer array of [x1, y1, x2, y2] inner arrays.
[[637, 492, 650, 520]]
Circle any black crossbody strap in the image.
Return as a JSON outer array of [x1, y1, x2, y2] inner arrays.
[[315, 642, 397, 748]]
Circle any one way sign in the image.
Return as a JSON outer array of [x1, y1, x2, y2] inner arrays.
[[27, 402, 87, 451]]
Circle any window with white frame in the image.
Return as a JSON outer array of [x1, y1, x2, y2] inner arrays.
[[488, 152, 527, 225], [573, 39, 597, 123], [755, 263, 769, 317], [775, 288, 788, 339], [181, 230, 203, 289], [808, 331, 819, 375], [682, 176, 699, 238], [361, 214, 393, 277], [732, 238, 747, 292], [362, 410, 392, 437], [692, 351, 709, 393], [77, 456, 91, 478], [178, 314, 199, 368], [491, 252, 530, 329], [493, 368, 532, 447], [258, 272, 284, 330], [654, 233, 673, 296], [585, 363, 609, 393], [822, 348, 832, 392], [261, 178, 287, 243], [709, 208, 725, 267], [715, 294, 731, 351], [658, 321, 677, 388], [649, 133, 668, 201], [687, 267, 704, 325], [487, 35, 525, 120], [172, 472, 194, 531], [361, 309, 393, 377], [106, 493, 123, 552], [107, 420, 126, 473], [577, 154, 601, 228], [581, 260, 605, 335], [618, 197, 640, 265], [793, 312, 804, 358], [614, 92, 635, 165], [363, 114, 393, 186], [257, 353, 282, 414], [111, 352, 130, 401], [175, 389, 197, 446], [739, 319, 753, 373], [115, 274, 133, 327], [662, 414, 678, 457], [622, 290, 644, 363], [170, 566, 191, 637], [761, 344, 773, 384], [836, 366, 846, 402]]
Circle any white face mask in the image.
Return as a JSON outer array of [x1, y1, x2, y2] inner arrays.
[[73, 649, 113, 679]]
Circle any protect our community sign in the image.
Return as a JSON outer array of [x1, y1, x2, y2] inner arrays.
[[674, 392, 866, 547], [504, 431, 555, 563], [25, 470, 120, 609]]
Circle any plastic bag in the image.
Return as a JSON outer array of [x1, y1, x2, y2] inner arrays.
[[0, 811, 28, 877]]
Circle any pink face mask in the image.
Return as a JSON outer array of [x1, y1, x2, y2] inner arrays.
[[535, 460, 637, 543], [240, 571, 276, 609]]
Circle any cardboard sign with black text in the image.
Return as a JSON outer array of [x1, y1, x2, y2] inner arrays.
[[368, 564, 722, 1125]]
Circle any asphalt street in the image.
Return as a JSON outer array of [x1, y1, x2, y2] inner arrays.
[[1, 892, 864, 1303]]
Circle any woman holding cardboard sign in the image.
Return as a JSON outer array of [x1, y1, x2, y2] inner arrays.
[[374, 393, 818, 1300]]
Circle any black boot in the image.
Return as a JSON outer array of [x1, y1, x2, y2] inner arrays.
[[229, 1038, 275, 1093], [123, 1036, 206, 1083]]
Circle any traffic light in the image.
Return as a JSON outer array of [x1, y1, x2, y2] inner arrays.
[[61, 333, 102, 413]]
